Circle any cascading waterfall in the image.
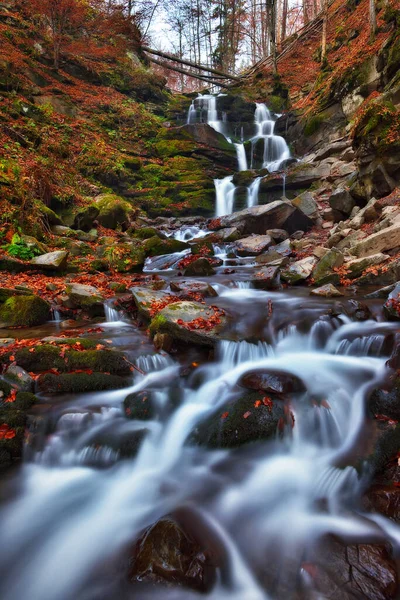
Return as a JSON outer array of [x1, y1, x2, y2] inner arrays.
[[188, 96, 292, 217], [0, 286, 398, 600]]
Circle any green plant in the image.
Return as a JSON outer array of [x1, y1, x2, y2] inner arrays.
[[3, 233, 41, 261]]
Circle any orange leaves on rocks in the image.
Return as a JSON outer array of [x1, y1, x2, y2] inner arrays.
[[176, 306, 225, 332], [0, 424, 16, 440]]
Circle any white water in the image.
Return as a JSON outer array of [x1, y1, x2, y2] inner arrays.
[[188, 96, 292, 217], [0, 286, 398, 600], [169, 225, 208, 242]]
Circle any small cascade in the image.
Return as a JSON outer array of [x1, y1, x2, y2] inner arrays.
[[251, 103, 291, 173], [104, 300, 121, 323], [235, 143, 248, 171], [143, 248, 191, 272], [51, 307, 62, 323], [135, 353, 174, 373], [169, 225, 208, 242], [247, 177, 262, 208], [215, 176, 236, 217]]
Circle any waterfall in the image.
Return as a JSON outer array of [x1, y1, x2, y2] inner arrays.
[[104, 300, 121, 323], [247, 177, 262, 208], [215, 176, 236, 217], [235, 143, 248, 171], [251, 103, 291, 173]]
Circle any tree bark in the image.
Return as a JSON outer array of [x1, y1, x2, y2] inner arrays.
[[142, 46, 241, 79]]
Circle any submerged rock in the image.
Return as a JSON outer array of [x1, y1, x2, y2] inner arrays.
[[191, 390, 286, 449], [251, 265, 281, 290], [239, 370, 306, 394], [170, 279, 217, 297], [129, 516, 216, 592]]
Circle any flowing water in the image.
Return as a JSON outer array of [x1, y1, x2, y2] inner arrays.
[[0, 277, 399, 600], [187, 95, 292, 216]]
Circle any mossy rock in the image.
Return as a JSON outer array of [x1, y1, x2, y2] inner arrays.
[[40, 336, 106, 349], [190, 391, 285, 449], [37, 372, 132, 395], [123, 390, 156, 420], [132, 227, 161, 240], [149, 301, 227, 347], [104, 242, 145, 273], [155, 139, 197, 158], [95, 194, 136, 230], [12, 346, 131, 375], [132, 288, 179, 319], [143, 236, 189, 257], [0, 295, 51, 327]]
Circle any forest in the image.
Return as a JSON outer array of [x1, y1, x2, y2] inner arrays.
[[0, 0, 400, 598]]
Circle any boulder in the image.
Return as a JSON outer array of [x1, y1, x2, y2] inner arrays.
[[314, 139, 351, 161], [72, 205, 99, 231], [239, 370, 305, 394], [149, 301, 227, 347], [209, 202, 305, 236], [4, 365, 34, 392], [383, 284, 400, 320], [65, 283, 104, 308], [124, 390, 156, 420], [105, 242, 145, 272], [266, 229, 288, 243], [37, 372, 132, 394], [369, 375, 400, 422], [350, 224, 400, 258], [0, 295, 51, 327], [310, 284, 343, 297], [30, 250, 68, 271], [131, 287, 179, 319], [312, 249, 344, 285], [190, 390, 285, 449], [129, 516, 215, 592], [95, 194, 135, 229], [345, 253, 389, 279], [329, 188, 355, 216], [184, 258, 216, 277], [251, 265, 281, 290], [234, 234, 273, 256], [291, 191, 318, 217], [143, 236, 189, 257], [170, 280, 217, 297], [281, 256, 317, 284]]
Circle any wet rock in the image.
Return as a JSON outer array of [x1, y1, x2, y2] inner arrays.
[[383, 284, 400, 320], [239, 370, 305, 394], [335, 230, 367, 251], [170, 280, 217, 297], [329, 188, 355, 217], [357, 258, 400, 287], [72, 205, 99, 231], [12, 345, 131, 375], [65, 283, 104, 309], [345, 253, 389, 279], [149, 301, 227, 348], [350, 224, 400, 258], [281, 256, 317, 284], [312, 249, 344, 285], [4, 365, 34, 392], [344, 299, 372, 321], [124, 390, 156, 420], [363, 485, 400, 522], [312, 537, 398, 600], [131, 287, 179, 319], [234, 234, 273, 256], [215, 226, 241, 242], [291, 191, 318, 218], [365, 282, 400, 300], [251, 266, 281, 290], [37, 372, 132, 394], [0, 338, 14, 348], [191, 390, 285, 449], [129, 516, 216, 592], [143, 236, 189, 257], [0, 295, 51, 327], [369, 376, 400, 422], [30, 250, 69, 271], [153, 332, 173, 352], [0, 287, 32, 302], [184, 258, 216, 277], [310, 284, 343, 297]]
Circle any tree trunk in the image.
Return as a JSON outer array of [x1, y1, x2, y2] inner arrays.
[[321, 0, 328, 63], [369, 0, 377, 40]]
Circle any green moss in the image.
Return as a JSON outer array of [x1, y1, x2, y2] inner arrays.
[[96, 194, 135, 229], [14, 392, 37, 410], [149, 313, 168, 335], [104, 242, 145, 273], [132, 227, 160, 240], [37, 372, 132, 394], [155, 140, 196, 158], [0, 295, 50, 327], [304, 114, 324, 136], [143, 236, 188, 257]]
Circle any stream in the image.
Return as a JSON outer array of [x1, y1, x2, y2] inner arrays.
[[0, 95, 399, 600]]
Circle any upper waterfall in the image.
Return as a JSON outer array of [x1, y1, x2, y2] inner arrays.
[[187, 94, 292, 217]]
